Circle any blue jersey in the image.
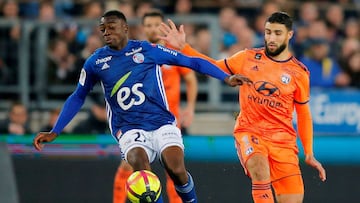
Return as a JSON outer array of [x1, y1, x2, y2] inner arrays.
[[52, 40, 229, 142]]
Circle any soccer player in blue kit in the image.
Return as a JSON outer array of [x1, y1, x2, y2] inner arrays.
[[33, 10, 251, 203]]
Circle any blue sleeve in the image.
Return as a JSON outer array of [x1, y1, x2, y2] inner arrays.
[[51, 85, 89, 134], [51, 59, 97, 135], [150, 44, 229, 81]]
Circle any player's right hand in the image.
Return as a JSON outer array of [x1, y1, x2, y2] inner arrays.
[[224, 74, 253, 87], [33, 132, 58, 151]]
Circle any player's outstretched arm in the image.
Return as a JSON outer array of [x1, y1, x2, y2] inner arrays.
[[33, 132, 58, 151]]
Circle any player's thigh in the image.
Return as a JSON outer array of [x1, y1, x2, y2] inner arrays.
[[234, 132, 269, 176], [153, 124, 184, 158], [119, 129, 156, 163], [269, 145, 304, 195]]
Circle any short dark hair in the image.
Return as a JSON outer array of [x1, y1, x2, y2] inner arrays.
[[102, 10, 127, 22], [267, 12, 293, 31], [142, 9, 164, 24]]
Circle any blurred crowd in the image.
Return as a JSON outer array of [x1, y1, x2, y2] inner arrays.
[[0, 0, 359, 135]]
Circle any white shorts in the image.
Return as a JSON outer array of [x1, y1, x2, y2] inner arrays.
[[119, 124, 184, 163]]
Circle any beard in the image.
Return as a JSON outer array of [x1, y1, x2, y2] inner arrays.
[[147, 33, 160, 44], [265, 42, 287, 57]]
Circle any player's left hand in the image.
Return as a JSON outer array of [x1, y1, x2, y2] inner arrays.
[[224, 74, 252, 87], [305, 154, 326, 182], [33, 132, 58, 151]]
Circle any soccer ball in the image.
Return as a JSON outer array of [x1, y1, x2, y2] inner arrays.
[[126, 170, 162, 203]]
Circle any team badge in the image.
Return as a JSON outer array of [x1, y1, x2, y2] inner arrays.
[[245, 147, 254, 155], [255, 53, 262, 60], [281, 73, 291, 84], [133, 53, 144, 63]]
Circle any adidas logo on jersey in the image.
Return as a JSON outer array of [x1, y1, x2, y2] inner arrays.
[[101, 62, 110, 70]]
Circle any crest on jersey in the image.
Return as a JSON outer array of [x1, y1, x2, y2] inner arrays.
[[254, 53, 262, 60], [133, 53, 144, 63], [281, 73, 291, 84]]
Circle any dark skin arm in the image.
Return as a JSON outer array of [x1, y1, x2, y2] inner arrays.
[[33, 132, 58, 151]]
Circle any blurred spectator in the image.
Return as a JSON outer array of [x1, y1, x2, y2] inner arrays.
[[218, 6, 238, 50], [260, 1, 281, 17], [0, 0, 20, 84], [193, 26, 211, 56], [306, 19, 339, 58], [343, 18, 359, 40], [307, 19, 328, 41], [116, 1, 135, 19], [75, 33, 103, 68], [0, 101, 32, 135], [325, 3, 345, 40], [18, 0, 38, 19], [75, 1, 104, 45], [296, 2, 319, 26], [221, 16, 253, 57], [134, 0, 153, 18], [344, 51, 360, 88], [172, 0, 198, 46], [252, 13, 267, 47], [54, 0, 75, 18], [338, 38, 360, 70], [0, 58, 12, 84], [29, 0, 58, 84], [40, 108, 61, 132], [82, 1, 103, 20], [57, 22, 83, 55], [72, 99, 108, 135], [300, 38, 347, 88], [292, 2, 319, 57], [47, 38, 77, 85]]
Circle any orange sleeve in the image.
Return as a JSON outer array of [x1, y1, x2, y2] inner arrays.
[[178, 65, 193, 75], [295, 102, 313, 155], [294, 69, 310, 103], [182, 44, 231, 74]]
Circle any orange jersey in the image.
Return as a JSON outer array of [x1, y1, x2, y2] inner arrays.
[[226, 48, 310, 142], [183, 45, 310, 143], [161, 64, 192, 121]]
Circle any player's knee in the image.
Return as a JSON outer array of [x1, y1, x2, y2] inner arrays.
[[246, 154, 270, 180], [119, 160, 133, 170], [276, 194, 303, 203], [127, 147, 150, 170]]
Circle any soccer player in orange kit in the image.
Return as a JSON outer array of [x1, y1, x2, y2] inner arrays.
[[113, 9, 197, 203], [159, 12, 326, 203]]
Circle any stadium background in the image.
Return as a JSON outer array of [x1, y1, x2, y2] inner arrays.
[[0, 0, 359, 202]]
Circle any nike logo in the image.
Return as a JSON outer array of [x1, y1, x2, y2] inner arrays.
[[185, 199, 196, 203]]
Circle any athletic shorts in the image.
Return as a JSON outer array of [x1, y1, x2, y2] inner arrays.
[[119, 124, 184, 163], [234, 131, 304, 195]]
